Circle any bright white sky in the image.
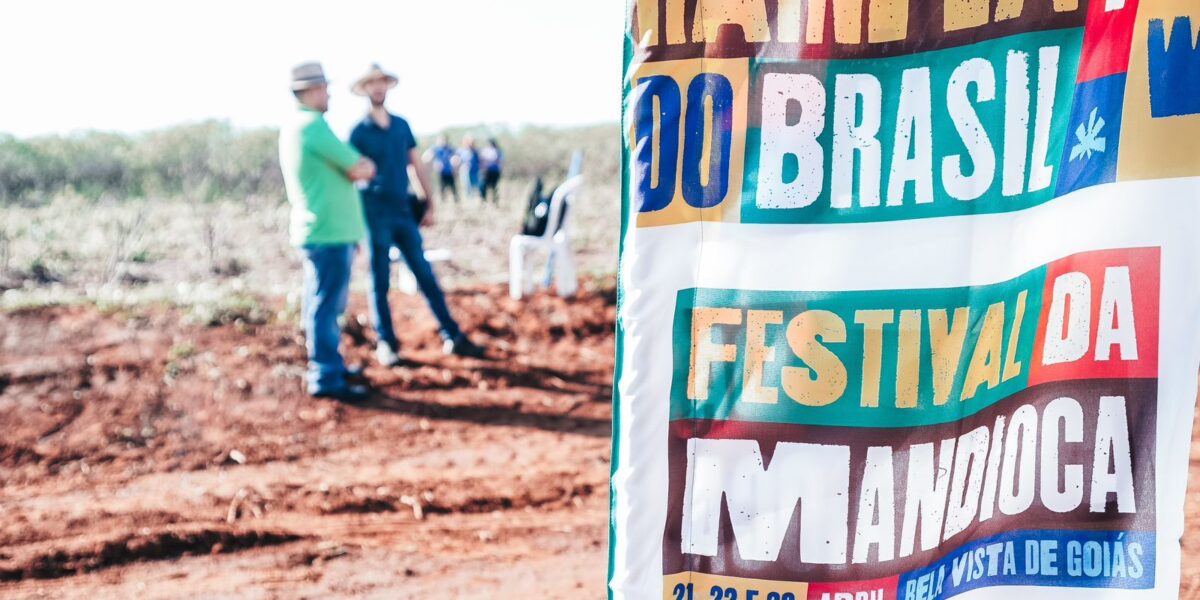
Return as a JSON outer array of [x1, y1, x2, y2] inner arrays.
[[0, 0, 624, 138]]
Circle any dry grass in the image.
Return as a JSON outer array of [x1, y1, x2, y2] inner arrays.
[[0, 175, 620, 311]]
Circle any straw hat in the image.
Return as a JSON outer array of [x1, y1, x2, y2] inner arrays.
[[290, 62, 329, 91], [352, 63, 399, 96]]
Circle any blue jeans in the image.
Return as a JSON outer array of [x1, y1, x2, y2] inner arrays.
[[365, 210, 462, 348], [300, 243, 355, 394]]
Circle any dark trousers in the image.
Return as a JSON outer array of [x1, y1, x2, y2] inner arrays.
[[365, 210, 462, 348], [481, 169, 501, 203], [438, 172, 458, 202], [300, 243, 355, 394]]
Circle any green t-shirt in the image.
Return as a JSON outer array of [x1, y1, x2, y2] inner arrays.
[[279, 106, 367, 246]]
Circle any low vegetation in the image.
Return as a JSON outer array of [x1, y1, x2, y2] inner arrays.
[[0, 122, 621, 309]]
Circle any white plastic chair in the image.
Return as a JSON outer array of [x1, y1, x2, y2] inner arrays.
[[509, 175, 583, 299], [391, 247, 452, 295]]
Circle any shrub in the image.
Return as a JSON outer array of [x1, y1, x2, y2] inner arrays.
[[0, 122, 619, 205]]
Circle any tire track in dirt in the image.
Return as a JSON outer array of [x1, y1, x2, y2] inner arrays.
[[0, 525, 302, 582]]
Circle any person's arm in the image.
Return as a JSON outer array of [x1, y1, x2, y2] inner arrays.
[[348, 158, 376, 181], [309, 119, 373, 181], [345, 126, 378, 182], [409, 147, 435, 226]]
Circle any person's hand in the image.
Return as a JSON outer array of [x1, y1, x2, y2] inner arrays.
[[420, 200, 435, 227], [348, 157, 376, 182]]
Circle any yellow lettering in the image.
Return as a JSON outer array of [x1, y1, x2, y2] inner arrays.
[[961, 301, 1005, 401], [777, 0, 828, 43], [868, 0, 910, 43], [896, 309, 922, 408], [635, 0, 662, 46], [688, 307, 742, 400], [783, 310, 848, 406], [855, 309, 894, 408], [666, 0, 689, 44], [833, 0, 864, 43], [643, 0, 1083, 48], [692, 0, 771, 43], [929, 307, 970, 405], [993, 0, 1024, 22], [743, 310, 784, 404], [944, 0, 989, 32], [1002, 290, 1027, 382]]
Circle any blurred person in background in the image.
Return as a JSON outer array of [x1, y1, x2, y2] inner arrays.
[[279, 62, 376, 402], [479, 138, 503, 203], [348, 63, 486, 366], [458, 136, 481, 200], [422, 135, 459, 202]]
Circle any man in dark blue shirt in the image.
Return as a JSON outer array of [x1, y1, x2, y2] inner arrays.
[[349, 63, 484, 365]]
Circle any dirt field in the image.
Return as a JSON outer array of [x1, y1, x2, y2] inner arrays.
[[4, 283, 1200, 598], [0, 285, 613, 599]]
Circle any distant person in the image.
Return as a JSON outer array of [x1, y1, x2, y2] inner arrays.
[[278, 62, 376, 402], [458, 136, 481, 200], [479, 138, 503, 203], [348, 63, 485, 366], [422, 135, 459, 202]]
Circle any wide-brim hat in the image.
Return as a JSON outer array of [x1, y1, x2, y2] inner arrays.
[[352, 63, 399, 96], [291, 61, 329, 91]]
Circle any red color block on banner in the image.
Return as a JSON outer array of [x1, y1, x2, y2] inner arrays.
[[1077, 0, 1141, 82], [1029, 247, 1160, 385], [806, 576, 899, 600]]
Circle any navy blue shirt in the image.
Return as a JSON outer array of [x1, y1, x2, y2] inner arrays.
[[349, 113, 418, 211]]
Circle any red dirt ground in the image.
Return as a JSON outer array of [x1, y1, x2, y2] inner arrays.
[[2, 284, 1200, 599], [0, 285, 613, 599]]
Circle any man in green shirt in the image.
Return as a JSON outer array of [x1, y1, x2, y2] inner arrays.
[[279, 62, 376, 402]]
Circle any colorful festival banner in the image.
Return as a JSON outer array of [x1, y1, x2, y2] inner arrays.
[[612, 1, 1200, 598]]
